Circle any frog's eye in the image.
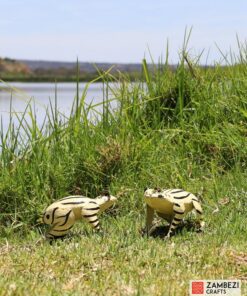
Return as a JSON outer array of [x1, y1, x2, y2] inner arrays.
[[46, 214, 50, 220]]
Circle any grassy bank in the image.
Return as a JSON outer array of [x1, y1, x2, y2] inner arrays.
[[0, 43, 246, 295]]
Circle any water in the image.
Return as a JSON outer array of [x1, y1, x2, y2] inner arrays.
[[0, 82, 111, 134]]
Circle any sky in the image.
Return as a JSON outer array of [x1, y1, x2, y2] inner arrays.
[[0, 0, 246, 64]]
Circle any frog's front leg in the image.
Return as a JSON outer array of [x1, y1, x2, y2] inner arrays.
[[145, 205, 155, 236], [81, 202, 101, 231], [166, 203, 185, 238]]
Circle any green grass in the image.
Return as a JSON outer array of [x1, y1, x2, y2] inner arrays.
[[0, 40, 247, 295]]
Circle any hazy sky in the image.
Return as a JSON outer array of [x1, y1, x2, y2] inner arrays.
[[1, 0, 246, 63]]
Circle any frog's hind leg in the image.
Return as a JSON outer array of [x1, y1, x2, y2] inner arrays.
[[192, 198, 205, 231], [46, 209, 76, 239], [166, 203, 185, 238], [81, 202, 101, 231]]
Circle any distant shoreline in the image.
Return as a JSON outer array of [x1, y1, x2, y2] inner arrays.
[[0, 57, 217, 82], [0, 57, 145, 82], [0, 57, 178, 82], [0, 75, 102, 83], [0, 74, 142, 83]]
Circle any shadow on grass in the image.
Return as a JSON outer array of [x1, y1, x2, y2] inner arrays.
[[48, 229, 105, 244], [149, 221, 202, 239]]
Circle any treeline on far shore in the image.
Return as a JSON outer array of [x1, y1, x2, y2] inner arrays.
[[0, 71, 143, 82], [0, 57, 144, 82]]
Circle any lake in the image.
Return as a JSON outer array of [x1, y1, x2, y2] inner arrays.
[[0, 82, 113, 134]]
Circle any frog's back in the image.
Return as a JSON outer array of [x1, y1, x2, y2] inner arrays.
[[46, 195, 91, 211], [166, 189, 195, 213], [144, 188, 195, 215]]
